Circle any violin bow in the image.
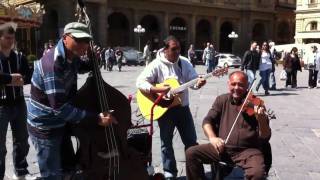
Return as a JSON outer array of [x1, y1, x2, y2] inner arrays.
[[225, 78, 257, 144]]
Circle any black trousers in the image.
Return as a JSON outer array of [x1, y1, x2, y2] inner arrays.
[[308, 69, 318, 87], [186, 144, 266, 180], [286, 70, 297, 87]]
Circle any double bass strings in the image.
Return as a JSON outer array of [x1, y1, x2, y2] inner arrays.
[[78, 4, 120, 179]]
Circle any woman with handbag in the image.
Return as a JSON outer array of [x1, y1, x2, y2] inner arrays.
[[283, 47, 302, 88]]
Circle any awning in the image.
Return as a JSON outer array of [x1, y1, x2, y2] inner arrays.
[[0, 3, 43, 28]]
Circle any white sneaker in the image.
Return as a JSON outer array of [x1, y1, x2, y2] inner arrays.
[[12, 174, 38, 180]]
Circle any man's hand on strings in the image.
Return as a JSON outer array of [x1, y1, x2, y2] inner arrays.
[[254, 105, 271, 138], [98, 112, 118, 127], [150, 85, 171, 94], [195, 76, 206, 88], [209, 137, 225, 154], [254, 105, 268, 122]]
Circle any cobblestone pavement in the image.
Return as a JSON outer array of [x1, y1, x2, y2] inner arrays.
[[4, 65, 320, 180]]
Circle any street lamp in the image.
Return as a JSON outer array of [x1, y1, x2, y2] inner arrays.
[[228, 31, 238, 54], [134, 25, 145, 51]]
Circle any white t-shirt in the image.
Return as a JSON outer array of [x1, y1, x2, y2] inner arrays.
[[259, 52, 272, 71]]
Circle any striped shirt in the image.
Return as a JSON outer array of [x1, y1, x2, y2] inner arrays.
[[27, 39, 95, 130]]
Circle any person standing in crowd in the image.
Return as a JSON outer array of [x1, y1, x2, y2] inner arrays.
[[268, 41, 277, 90], [42, 43, 50, 56], [105, 46, 115, 71], [256, 42, 273, 95], [48, 39, 55, 49], [185, 71, 271, 180], [241, 41, 260, 88], [283, 47, 302, 88], [27, 22, 117, 179], [136, 36, 206, 179], [203, 42, 214, 73], [307, 46, 320, 89], [115, 48, 123, 72], [143, 41, 152, 66], [0, 22, 35, 180], [187, 44, 196, 67]]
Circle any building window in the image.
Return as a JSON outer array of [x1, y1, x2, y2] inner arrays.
[[310, 0, 317, 4], [311, 21, 318, 31]]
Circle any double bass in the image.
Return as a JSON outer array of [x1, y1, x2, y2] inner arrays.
[[70, 1, 148, 179]]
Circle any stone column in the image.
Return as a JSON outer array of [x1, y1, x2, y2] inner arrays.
[[190, 14, 196, 44], [163, 12, 169, 39], [214, 17, 220, 50], [98, 3, 107, 47]]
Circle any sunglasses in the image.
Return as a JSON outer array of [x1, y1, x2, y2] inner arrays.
[[67, 34, 91, 44]]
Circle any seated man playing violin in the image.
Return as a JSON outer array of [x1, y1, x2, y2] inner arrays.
[[186, 71, 271, 180]]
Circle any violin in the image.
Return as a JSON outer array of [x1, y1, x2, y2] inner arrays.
[[238, 92, 276, 119], [238, 92, 264, 117]]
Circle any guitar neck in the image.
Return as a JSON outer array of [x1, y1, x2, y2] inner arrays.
[[172, 73, 213, 94]]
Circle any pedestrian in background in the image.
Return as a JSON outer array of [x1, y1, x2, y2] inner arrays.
[[115, 48, 123, 72], [269, 41, 277, 90], [241, 41, 260, 88], [307, 46, 320, 88], [283, 47, 302, 88], [202, 42, 215, 73], [0, 22, 34, 180], [256, 42, 273, 95], [143, 41, 152, 66], [187, 44, 196, 67], [105, 46, 115, 71]]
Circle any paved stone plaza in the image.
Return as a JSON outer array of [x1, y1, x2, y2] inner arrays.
[[4, 65, 320, 180]]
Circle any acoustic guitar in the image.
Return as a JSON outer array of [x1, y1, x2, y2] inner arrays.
[[137, 68, 228, 120]]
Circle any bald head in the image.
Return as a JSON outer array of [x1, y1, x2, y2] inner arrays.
[[229, 71, 248, 83], [228, 71, 249, 100]]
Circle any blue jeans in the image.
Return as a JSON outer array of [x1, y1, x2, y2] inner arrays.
[[259, 69, 271, 91], [245, 69, 257, 89], [157, 106, 197, 177], [207, 60, 214, 73], [0, 101, 29, 179], [29, 129, 63, 180]]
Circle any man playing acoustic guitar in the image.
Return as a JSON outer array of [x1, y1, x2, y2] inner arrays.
[[136, 36, 206, 179]]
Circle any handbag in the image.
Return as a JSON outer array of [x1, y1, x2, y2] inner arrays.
[[280, 70, 287, 81]]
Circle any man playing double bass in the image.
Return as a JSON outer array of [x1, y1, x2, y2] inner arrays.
[[27, 22, 117, 179], [186, 71, 271, 180]]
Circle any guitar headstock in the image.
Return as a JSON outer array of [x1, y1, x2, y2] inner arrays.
[[212, 67, 228, 77]]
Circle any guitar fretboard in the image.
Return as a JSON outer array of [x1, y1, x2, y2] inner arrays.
[[171, 73, 214, 94]]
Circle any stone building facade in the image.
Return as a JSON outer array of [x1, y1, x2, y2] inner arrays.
[[35, 0, 296, 56], [295, 0, 320, 44]]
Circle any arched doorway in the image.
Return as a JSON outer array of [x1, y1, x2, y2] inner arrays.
[[277, 21, 291, 44], [140, 15, 160, 51], [252, 23, 266, 44], [219, 21, 233, 53], [196, 19, 212, 49], [107, 12, 129, 47], [169, 17, 188, 55]]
